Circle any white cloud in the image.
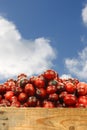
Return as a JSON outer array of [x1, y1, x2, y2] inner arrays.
[[80, 35, 85, 43], [65, 47, 87, 81], [60, 74, 72, 79], [82, 4, 87, 26], [0, 16, 56, 80]]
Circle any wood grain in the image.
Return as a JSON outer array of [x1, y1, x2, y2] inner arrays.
[[0, 108, 87, 130]]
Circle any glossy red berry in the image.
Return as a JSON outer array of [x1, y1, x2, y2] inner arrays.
[[42, 101, 55, 108], [59, 91, 68, 103], [17, 73, 27, 80], [46, 85, 57, 94], [11, 101, 20, 107], [44, 69, 56, 80], [27, 96, 37, 107], [48, 80, 58, 86], [0, 99, 10, 106], [48, 93, 58, 101], [64, 94, 77, 106], [10, 96, 18, 102], [4, 91, 14, 101], [0, 84, 6, 94], [34, 77, 45, 88], [13, 87, 23, 96], [16, 78, 29, 88], [36, 88, 47, 99], [77, 82, 87, 96], [24, 83, 35, 96], [18, 92, 28, 103], [78, 96, 87, 105], [57, 82, 65, 93], [65, 82, 76, 94]]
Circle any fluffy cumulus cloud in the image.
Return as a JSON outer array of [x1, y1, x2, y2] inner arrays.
[[0, 16, 56, 80], [60, 74, 72, 79], [64, 4, 87, 81], [82, 4, 87, 26], [65, 47, 87, 81]]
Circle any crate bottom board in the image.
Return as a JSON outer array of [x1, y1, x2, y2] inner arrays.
[[0, 108, 87, 130]]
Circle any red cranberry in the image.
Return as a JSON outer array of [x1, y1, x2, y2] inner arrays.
[[46, 85, 57, 94], [34, 77, 45, 88], [59, 91, 68, 103], [42, 101, 55, 108], [13, 87, 23, 96], [77, 82, 87, 96], [57, 82, 65, 93], [17, 73, 27, 80], [11, 101, 20, 107], [4, 91, 14, 102], [0, 99, 10, 106], [18, 92, 28, 103], [48, 93, 58, 102], [24, 83, 35, 96], [65, 82, 76, 94], [48, 80, 58, 86], [27, 96, 37, 107], [16, 78, 29, 88], [77, 96, 87, 107], [0, 84, 6, 94], [36, 88, 47, 99], [64, 94, 77, 106], [44, 69, 56, 80]]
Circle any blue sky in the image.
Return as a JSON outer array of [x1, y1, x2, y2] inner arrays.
[[0, 0, 87, 81]]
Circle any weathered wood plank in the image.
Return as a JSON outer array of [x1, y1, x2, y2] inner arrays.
[[0, 108, 87, 130]]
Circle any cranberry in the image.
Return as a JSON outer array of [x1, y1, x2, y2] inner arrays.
[[48, 80, 58, 86], [29, 76, 37, 84], [16, 78, 29, 88], [44, 69, 56, 80], [46, 85, 57, 94], [59, 91, 68, 103], [77, 82, 87, 96], [38, 74, 45, 81], [10, 96, 18, 102], [0, 84, 6, 94], [0, 95, 2, 102], [4, 82, 11, 91], [57, 82, 65, 93], [34, 77, 45, 88], [11, 101, 20, 107], [7, 80, 16, 87], [13, 87, 23, 96], [36, 88, 47, 99], [18, 92, 28, 103], [76, 96, 87, 108], [76, 102, 87, 108], [4, 91, 14, 101], [72, 78, 79, 85], [36, 99, 42, 107], [24, 83, 35, 96], [42, 101, 55, 108], [65, 82, 76, 94], [64, 94, 77, 106], [48, 93, 58, 102], [56, 101, 65, 107], [17, 73, 27, 80], [22, 102, 29, 107], [77, 96, 87, 107], [0, 99, 10, 106], [27, 96, 37, 107]]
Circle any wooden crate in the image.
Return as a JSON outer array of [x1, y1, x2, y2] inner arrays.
[[0, 107, 87, 130]]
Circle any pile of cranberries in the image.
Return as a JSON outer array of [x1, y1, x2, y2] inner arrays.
[[0, 69, 87, 108]]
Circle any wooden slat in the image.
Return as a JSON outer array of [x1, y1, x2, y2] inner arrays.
[[0, 108, 87, 130]]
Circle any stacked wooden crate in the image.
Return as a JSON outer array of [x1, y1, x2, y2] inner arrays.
[[0, 108, 87, 130]]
